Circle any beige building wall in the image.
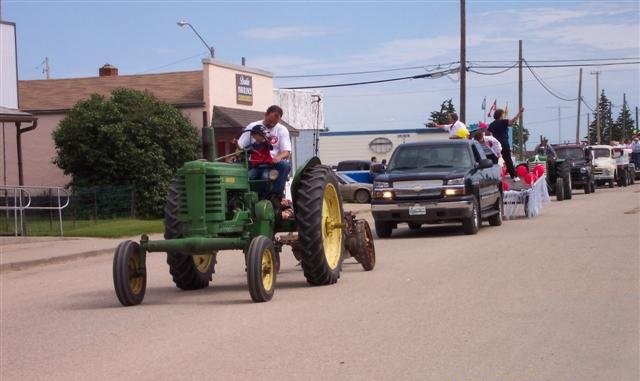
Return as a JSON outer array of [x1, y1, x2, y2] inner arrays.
[[1, 114, 68, 187], [319, 130, 448, 166], [203, 59, 273, 115]]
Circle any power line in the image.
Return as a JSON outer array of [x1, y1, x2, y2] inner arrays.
[[281, 67, 460, 90], [274, 62, 458, 79], [470, 57, 640, 63], [135, 52, 207, 74], [471, 61, 640, 69], [467, 62, 518, 76], [524, 59, 578, 102]]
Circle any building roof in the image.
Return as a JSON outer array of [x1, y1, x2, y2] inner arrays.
[[18, 70, 204, 112], [212, 106, 298, 136], [320, 127, 447, 137], [0, 106, 37, 123]]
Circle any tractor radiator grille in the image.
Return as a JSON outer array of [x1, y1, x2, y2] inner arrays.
[[177, 174, 225, 220]]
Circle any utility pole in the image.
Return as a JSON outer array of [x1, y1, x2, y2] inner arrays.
[[636, 106, 638, 133], [576, 68, 583, 144], [518, 40, 524, 159], [42, 57, 50, 80], [590, 71, 601, 143], [622, 93, 626, 140], [586, 113, 590, 143], [459, 0, 466, 122]]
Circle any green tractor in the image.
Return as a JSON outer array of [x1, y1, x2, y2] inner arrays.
[[525, 152, 572, 201], [112, 127, 375, 305]]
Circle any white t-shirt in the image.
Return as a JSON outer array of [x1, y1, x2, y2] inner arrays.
[[484, 135, 503, 157], [238, 121, 292, 158], [448, 120, 467, 138]]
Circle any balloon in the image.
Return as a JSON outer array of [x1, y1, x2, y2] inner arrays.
[[479, 122, 488, 129], [534, 164, 545, 176], [501, 166, 507, 178], [456, 126, 470, 139], [516, 165, 529, 177], [502, 180, 510, 191], [524, 173, 534, 185]]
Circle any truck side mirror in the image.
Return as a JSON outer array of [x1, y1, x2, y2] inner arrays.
[[477, 158, 493, 169]]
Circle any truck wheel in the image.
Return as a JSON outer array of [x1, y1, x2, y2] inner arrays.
[[295, 165, 343, 285], [354, 189, 370, 204], [374, 220, 393, 238], [462, 198, 480, 235], [584, 181, 591, 194], [113, 240, 146, 306], [354, 220, 375, 271], [488, 194, 503, 226], [590, 178, 596, 193], [555, 178, 565, 201], [246, 236, 276, 302], [165, 181, 216, 290]]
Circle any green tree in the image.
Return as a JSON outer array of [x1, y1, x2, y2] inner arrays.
[[427, 99, 456, 126], [586, 90, 615, 144], [612, 99, 636, 142], [511, 123, 530, 157], [53, 88, 200, 218]]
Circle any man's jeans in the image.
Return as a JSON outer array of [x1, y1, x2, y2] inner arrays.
[[248, 160, 291, 197]]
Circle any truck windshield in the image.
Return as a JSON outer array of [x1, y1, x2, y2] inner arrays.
[[387, 145, 473, 172], [556, 147, 584, 160], [592, 148, 611, 159]]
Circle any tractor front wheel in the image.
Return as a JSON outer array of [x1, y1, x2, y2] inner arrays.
[[113, 240, 146, 306], [555, 178, 565, 201], [165, 181, 216, 290], [246, 236, 277, 302], [354, 220, 376, 271], [294, 165, 343, 285]]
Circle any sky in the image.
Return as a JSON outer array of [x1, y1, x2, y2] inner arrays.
[[3, 0, 640, 145]]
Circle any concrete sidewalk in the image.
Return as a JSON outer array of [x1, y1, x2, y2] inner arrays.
[[0, 234, 163, 272]]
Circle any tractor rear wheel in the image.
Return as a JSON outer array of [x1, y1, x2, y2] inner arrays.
[[165, 181, 216, 290], [294, 165, 343, 285], [113, 240, 146, 306], [555, 178, 565, 201], [246, 236, 277, 302]]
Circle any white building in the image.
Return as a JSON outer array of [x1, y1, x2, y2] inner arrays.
[[319, 128, 448, 166]]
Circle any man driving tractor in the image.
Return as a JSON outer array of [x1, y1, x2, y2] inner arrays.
[[237, 105, 292, 200]]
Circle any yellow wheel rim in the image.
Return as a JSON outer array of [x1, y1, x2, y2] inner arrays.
[[127, 252, 143, 295], [192, 254, 213, 273], [261, 248, 274, 291], [322, 183, 342, 270]]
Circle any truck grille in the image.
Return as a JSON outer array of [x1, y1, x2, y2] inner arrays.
[[393, 180, 443, 199], [177, 174, 224, 219]]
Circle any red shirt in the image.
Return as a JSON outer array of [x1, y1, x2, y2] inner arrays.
[[249, 143, 273, 167]]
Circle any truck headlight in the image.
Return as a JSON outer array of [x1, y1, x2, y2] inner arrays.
[[446, 177, 465, 185], [580, 167, 587, 173], [373, 181, 390, 189]]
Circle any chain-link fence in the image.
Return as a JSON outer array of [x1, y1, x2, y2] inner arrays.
[[0, 185, 136, 236]]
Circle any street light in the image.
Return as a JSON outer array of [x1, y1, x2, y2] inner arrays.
[[177, 20, 215, 58]]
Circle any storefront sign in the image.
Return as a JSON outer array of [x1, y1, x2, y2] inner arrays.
[[236, 74, 253, 105]]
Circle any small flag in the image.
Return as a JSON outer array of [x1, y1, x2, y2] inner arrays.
[[487, 99, 497, 117], [481, 97, 486, 111]]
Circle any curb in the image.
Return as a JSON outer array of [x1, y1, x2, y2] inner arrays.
[[0, 248, 114, 274]]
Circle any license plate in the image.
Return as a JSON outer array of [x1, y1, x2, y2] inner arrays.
[[409, 205, 427, 215]]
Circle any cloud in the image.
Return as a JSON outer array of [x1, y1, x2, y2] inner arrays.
[[533, 23, 640, 51], [240, 26, 336, 40]]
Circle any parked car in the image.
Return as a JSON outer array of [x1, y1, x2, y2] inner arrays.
[[335, 173, 372, 204], [371, 140, 503, 238], [554, 144, 596, 194], [336, 160, 374, 184], [588, 145, 617, 188]]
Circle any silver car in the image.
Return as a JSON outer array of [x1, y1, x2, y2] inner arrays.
[[335, 173, 372, 203]]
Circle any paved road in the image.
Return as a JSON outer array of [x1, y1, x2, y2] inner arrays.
[[1, 186, 638, 380]]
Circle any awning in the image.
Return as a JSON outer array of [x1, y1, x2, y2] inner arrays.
[[0, 106, 38, 186], [212, 106, 299, 137], [0, 106, 37, 123]]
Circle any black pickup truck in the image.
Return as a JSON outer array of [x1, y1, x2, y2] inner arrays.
[[371, 140, 503, 238]]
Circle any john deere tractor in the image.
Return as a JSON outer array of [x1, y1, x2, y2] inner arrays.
[[112, 127, 375, 306]]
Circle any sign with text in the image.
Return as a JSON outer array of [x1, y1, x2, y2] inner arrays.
[[236, 74, 253, 106]]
